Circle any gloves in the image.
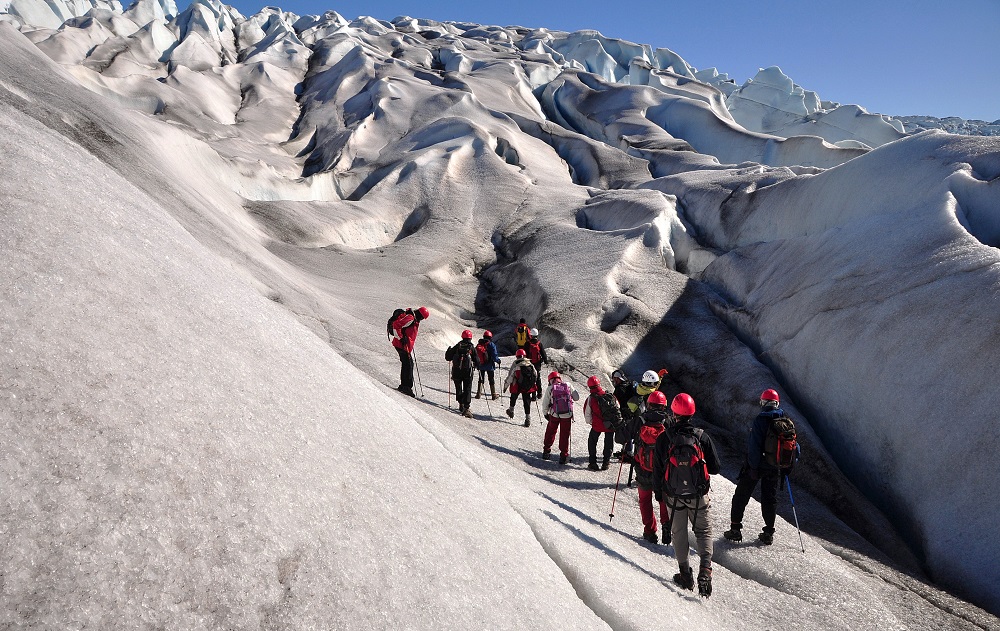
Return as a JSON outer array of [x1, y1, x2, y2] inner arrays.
[[654, 491, 663, 502], [780, 466, 793, 478], [496, 360, 501, 368]]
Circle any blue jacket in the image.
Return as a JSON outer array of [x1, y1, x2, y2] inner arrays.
[[476, 338, 499, 372]]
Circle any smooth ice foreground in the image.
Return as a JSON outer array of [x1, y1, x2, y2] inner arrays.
[[2, 0, 1000, 627]]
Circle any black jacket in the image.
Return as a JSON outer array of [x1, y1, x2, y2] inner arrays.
[[652, 420, 722, 499], [445, 340, 476, 378]]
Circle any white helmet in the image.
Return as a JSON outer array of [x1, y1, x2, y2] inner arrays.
[[641, 370, 659, 386], [530, 328, 539, 336]]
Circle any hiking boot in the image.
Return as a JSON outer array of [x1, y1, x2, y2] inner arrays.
[[661, 527, 671, 546], [523, 419, 530, 427], [723, 525, 743, 542], [673, 566, 694, 590], [492, 393, 500, 400], [588, 461, 600, 470], [463, 408, 473, 418], [505, 407, 514, 419], [541, 450, 551, 460], [600, 458, 610, 470], [559, 454, 569, 465], [758, 529, 774, 545], [642, 530, 658, 545], [397, 385, 415, 397], [697, 566, 712, 597]]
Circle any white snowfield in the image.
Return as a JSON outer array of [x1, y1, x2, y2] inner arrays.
[[1, 0, 999, 628]]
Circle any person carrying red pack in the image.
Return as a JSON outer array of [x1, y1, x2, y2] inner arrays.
[[474, 330, 500, 400], [388, 306, 428, 397], [526, 328, 548, 396], [540, 371, 579, 465], [631, 391, 672, 544], [583, 376, 621, 470]]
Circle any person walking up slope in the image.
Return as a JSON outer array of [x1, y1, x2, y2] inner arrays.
[[724, 389, 800, 545], [526, 328, 548, 396], [513, 318, 531, 353], [503, 349, 537, 427], [389, 306, 428, 397], [653, 393, 721, 597], [583, 376, 621, 470], [632, 391, 671, 544], [445, 330, 477, 417], [541, 371, 579, 465], [474, 330, 501, 400]]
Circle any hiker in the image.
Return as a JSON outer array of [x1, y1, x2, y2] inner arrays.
[[625, 370, 662, 420], [632, 390, 672, 544], [526, 328, 548, 395], [540, 371, 579, 465], [503, 349, 537, 427], [513, 318, 531, 352], [388, 306, 428, 397], [654, 393, 721, 598], [611, 369, 636, 411], [724, 389, 800, 546], [445, 330, 477, 418], [583, 375, 621, 470], [474, 330, 501, 400]]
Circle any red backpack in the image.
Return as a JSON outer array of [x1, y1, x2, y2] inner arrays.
[[527, 341, 542, 363], [475, 342, 488, 366], [636, 423, 665, 472]]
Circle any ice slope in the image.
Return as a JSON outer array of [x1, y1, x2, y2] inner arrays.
[[1, 0, 1000, 624]]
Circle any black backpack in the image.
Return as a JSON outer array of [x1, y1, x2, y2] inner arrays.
[[387, 308, 406, 338], [517, 362, 537, 391], [449, 342, 474, 377], [594, 393, 622, 428], [664, 426, 710, 499], [764, 416, 798, 468]]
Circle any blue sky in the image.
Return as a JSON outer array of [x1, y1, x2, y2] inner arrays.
[[220, 0, 1000, 121]]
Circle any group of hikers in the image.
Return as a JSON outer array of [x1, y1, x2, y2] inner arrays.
[[388, 307, 801, 598]]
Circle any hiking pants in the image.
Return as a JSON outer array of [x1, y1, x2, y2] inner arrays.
[[588, 429, 614, 464], [396, 346, 414, 391], [510, 391, 532, 416], [454, 373, 473, 409], [637, 487, 670, 535], [543, 416, 572, 456], [669, 495, 713, 571], [730, 465, 780, 531], [477, 369, 495, 392], [532, 360, 543, 392]]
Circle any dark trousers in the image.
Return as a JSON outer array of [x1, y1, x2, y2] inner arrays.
[[454, 373, 473, 409], [396, 346, 413, 391], [531, 361, 543, 392], [730, 464, 780, 530], [510, 391, 532, 415], [588, 429, 614, 463], [477, 370, 495, 390]]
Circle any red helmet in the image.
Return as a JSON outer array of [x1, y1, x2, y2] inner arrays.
[[647, 390, 667, 408], [760, 389, 780, 402], [461, 329, 473, 339], [547, 371, 560, 382], [483, 330, 492, 338], [515, 349, 526, 358], [671, 393, 696, 416], [586, 375, 601, 388], [416, 306, 429, 319]]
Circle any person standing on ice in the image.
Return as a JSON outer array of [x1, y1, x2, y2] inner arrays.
[[526, 328, 548, 396], [654, 393, 721, 598], [631, 390, 671, 544], [445, 329, 477, 417], [389, 306, 428, 397], [625, 370, 662, 420], [540, 371, 579, 465], [583, 376, 618, 470], [474, 330, 500, 400], [503, 349, 537, 427], [724, 389, 800, 545], [513, 318, 531, 353]]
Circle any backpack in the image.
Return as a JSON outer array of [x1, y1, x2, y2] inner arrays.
[[527, 340, 542, 364], [764, 416, 798, 468], [664, 426, 710, 498], [449, 342, 474, 377], [475, 342, 488, 367], [551, 381, 573, 415], [387, 308, 406, 338], [636, 423, 665, 472], [594, 393, 622, 429], [516, 362, 537, 392], [515, 324, 529, 347]]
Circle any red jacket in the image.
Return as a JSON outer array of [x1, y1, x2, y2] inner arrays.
[[584, 387, 612, 432], [391, 312, 420, 353]]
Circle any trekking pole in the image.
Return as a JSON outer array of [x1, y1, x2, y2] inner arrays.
[[785, 475, 806, 553], [412, 351, 423, 397], [484, 379, 493, 418], [609, 455, 626, 522], [446, 364, 451, 409]]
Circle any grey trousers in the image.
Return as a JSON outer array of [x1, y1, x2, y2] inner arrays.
[[669, 495, 713, 570]]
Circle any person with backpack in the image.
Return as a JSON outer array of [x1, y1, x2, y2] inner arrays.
[[513, 318, 531, 352], [625, 370, 662, 419], [654, 393, 721, 598], [389, 306, 429, 397], [540, 371, 580, 464], [723, 389, 800, 546], [583, 376, 621, 470], [474, 330, 501, 400], [503, 349, 537, 427], [633, 390, 672, 544], [526, 328, 548, 396], [444, 330, 477, 417]]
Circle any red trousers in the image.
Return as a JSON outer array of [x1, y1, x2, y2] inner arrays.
[[543, 416, 572, 456], [638, 488, 670, 535]]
